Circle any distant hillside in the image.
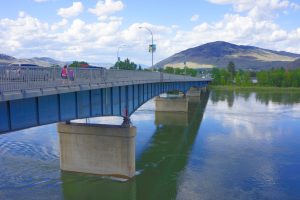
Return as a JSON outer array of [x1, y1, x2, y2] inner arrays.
[[155, 41, 300, 70], [0, 54, 17, 65], [0, 54, 16, 61], [0, 54, 65, 67], [287, 58, 300, 69]]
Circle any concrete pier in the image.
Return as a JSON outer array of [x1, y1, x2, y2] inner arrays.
[[155, 96, 188, 112], [186, 87, 202, 97], [58, 122, 136, 179]]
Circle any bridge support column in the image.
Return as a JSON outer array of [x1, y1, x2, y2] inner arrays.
[[186, 87, 202, 97], [155, 96, 188, 112], [58, 122, 136, 179]]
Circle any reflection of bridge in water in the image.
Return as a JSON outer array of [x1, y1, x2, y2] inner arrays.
[[61, 91, 210, 200]]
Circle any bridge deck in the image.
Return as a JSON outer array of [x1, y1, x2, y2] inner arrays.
[[0, 66, 211, 133], [0, 67, 211, 102]]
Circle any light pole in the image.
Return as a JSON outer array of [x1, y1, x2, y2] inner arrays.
[[139, 26, 155, 70], [184, 55, 187, 75], [117, 45, 126, 70]]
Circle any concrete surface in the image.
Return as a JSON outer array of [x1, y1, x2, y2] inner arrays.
[[58, 122, 136, 179]]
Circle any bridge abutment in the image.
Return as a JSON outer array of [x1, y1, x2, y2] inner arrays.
[[58, 122, 136, 179]]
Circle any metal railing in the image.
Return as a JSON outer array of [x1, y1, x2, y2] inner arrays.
[[0, 66, 210, 93]]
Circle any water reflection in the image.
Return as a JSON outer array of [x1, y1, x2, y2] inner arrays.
[[176, 89, 300, 200], [255, 91, 300, 105], [135, 92, 209, 200], [1, 89, 300, 200], [211, 89, 235, 107], [61, 172, 136, 200], [60, 92, 210, 200], [211, 89, 300, 107]]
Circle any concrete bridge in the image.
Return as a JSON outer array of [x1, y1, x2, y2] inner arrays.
[[0, 66, 211, 178]]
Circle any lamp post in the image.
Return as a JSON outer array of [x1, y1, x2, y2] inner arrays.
[[184, 55, 187, 75], [139, 26, 154, 70], [117, 45, 126, 70]]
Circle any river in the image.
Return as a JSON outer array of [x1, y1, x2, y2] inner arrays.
[[1, 89, 300, 200]]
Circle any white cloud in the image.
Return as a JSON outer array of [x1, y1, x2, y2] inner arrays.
[[208, 0, 299, 19], [190, 14, 199, 22], [57, 2, 84, 18], [51, 19, 68, 31], [89, 0, 124, 19], [34, 0, 49, 2], [1, 0, 300, 66]]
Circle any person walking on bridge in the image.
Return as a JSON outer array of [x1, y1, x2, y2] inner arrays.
[[61, 65, 68, 84]]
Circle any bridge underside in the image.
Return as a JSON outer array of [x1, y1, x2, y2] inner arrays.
[[0, 81, 209, 134]]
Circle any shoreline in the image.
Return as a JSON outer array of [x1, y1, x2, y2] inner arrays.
[[209, 85, 300, 92]]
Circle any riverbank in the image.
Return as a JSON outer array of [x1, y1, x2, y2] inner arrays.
[[209, 85, 300, 92]]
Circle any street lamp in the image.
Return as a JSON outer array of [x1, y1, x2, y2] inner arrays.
[[184, 55, 187, 75], [117, 45, 127, 70], [139, 26, 155, 70]]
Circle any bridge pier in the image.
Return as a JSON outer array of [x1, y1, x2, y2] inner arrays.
[[58, 122, 136, 179], [186, 87, 202, 97], [155, 96, 188, 112]]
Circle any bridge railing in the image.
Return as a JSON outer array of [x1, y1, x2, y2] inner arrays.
[[0, 66, 208, 93]]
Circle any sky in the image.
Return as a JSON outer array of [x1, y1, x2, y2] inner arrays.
[[1, 0, 300, 65]]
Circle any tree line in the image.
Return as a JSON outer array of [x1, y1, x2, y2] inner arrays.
[[112, 58, 198, 77], [256, 68, 300, 87], [163, 66, 197, 77], [211, 61, 300, 87], [112, 58, 142, 70]]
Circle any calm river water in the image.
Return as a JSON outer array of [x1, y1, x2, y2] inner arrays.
[[1, 89, 300, 200]]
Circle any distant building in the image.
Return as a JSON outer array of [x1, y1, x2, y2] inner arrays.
[[251, 78, 258, 84]]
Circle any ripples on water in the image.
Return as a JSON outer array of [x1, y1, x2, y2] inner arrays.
[[1, 91, 300, 200]]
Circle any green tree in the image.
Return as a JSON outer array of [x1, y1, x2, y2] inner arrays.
[[174, 68, 182, 75], [227, 61, 236, 82], [211, 68, 221, 85], [113, 58, 137, 70], [69, 61, 89, 68], [164, 66, 175, 74]]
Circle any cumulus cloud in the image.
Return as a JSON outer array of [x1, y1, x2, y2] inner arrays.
[[57, 2, 84, 18], [1, 0, 300, 66], [190, 14, 199, 22], [208, 0, 299, 19], [89, 0, 124, 19], [51, 19, 68, 31], [165, 13, 300, 56]]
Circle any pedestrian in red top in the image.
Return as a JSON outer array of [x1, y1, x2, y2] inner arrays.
[[61, 65, 68, 84]]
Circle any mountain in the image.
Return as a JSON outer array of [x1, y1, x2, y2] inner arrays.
[[287, 58, 300, 69], [0, 54, 17, 65], [155, 41, 300, 70], [0, 54, 16, 61], [0, 54, 65, 67]]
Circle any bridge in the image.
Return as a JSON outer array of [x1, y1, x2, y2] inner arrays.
[[0, 66, 211, 178]]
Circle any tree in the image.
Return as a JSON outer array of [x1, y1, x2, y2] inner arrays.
[[164, 66, 175, 74], [162, 66, 197, 77], [227, 61, 236, 82], [211, 68, 221, 85], [69, 61, 89, 68], [113, 58, 137, 70]]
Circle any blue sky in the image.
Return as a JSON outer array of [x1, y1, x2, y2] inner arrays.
[[1, 0, 300, 65]]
